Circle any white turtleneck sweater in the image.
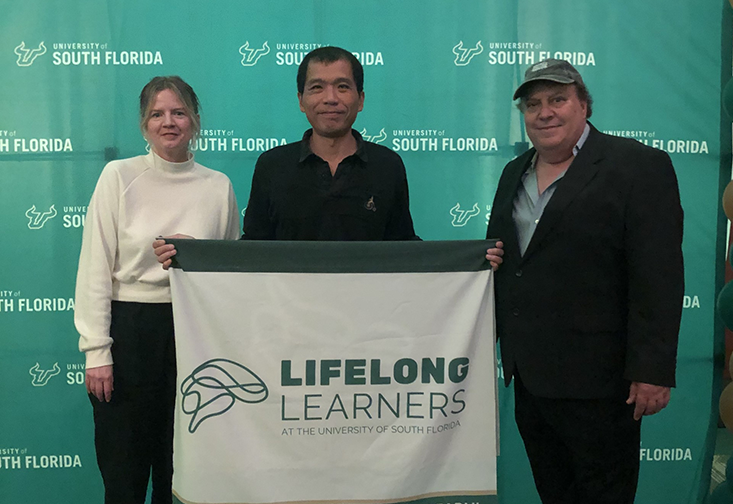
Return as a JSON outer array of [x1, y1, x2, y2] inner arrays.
[[75, 151, 240, 369]]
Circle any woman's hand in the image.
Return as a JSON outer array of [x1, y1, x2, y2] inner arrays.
[[152, 233, 194, 270], [86, 365, 114, 402]]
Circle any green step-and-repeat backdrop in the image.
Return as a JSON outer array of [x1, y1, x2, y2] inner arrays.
[[1, 1, 730, 503]]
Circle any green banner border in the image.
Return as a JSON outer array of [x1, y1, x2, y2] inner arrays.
[[169, 240, 497, 273]]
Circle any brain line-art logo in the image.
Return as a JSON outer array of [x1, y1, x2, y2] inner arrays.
[[15, 41, 47, 66], [29, 362, 60, 386], [239, 41, 270, 66], [452, 41, 483, 66], [360, 128, 387, 144], [26, 204, 57, 229], [450, 202, 481, 227], [181, 358, 268, 433]]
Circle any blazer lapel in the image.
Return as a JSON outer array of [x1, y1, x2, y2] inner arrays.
[[521, 126, 606, 262]]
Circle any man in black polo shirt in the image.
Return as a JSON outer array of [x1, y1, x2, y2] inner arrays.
[[243, 46, 417, 241], [155, 47, 504, 266]]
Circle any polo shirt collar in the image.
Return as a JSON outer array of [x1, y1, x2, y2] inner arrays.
[[298, 128, 369, 164]]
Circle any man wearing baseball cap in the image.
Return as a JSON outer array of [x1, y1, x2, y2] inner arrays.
[[487, 59, 684, 502]]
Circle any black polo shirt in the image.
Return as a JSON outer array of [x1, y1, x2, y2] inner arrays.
[[242, 129, 418, 241]]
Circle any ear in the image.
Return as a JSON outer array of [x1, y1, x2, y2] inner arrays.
[[358, 91, 364, 113], [298, 92, 305, 113]]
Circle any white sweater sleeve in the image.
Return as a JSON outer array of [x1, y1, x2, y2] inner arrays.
[[74, 163, 121, 369], [225, 180, 241, 240]]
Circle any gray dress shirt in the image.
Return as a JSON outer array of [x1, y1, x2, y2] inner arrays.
[[513, 123, 590, 255]]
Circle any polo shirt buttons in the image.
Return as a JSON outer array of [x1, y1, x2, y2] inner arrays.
[[512, 308, 520, 316], [515, 270, 522, 277]]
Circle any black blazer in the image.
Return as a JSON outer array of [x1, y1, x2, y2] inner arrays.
[[487, 125, 684, 399]]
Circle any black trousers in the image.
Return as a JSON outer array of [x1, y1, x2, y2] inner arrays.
[[514, 374, 641, 504], [89, 301, 176, 504]]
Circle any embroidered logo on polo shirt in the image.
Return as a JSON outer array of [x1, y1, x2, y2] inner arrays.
[[365, 196, 377, 212]]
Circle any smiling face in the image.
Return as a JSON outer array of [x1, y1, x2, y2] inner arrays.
[[522, 82, 587, 159], [298, 59, 364, 140], [144, 88, 195, 162]]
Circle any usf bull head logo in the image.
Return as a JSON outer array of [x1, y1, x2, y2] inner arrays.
[[239, 41, 270, 66], [360, 128, 387, 144], [26, 205, 57, 229], [450, 203, 481, 227], [452, 41, 483, 66], [181, 358, 268, 433], [15, 41, 47, 66], [29, 362, 61, 387]]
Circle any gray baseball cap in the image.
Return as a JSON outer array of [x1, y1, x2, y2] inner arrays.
[[513, 59, 585, 100]]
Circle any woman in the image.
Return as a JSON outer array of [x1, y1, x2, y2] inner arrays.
[[74, 76, 240, 504]]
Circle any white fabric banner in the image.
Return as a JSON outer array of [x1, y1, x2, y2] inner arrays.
[[170, 267, 497, 504]]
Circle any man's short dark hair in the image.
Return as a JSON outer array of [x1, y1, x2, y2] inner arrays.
[[297, 46, 364, 94]]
